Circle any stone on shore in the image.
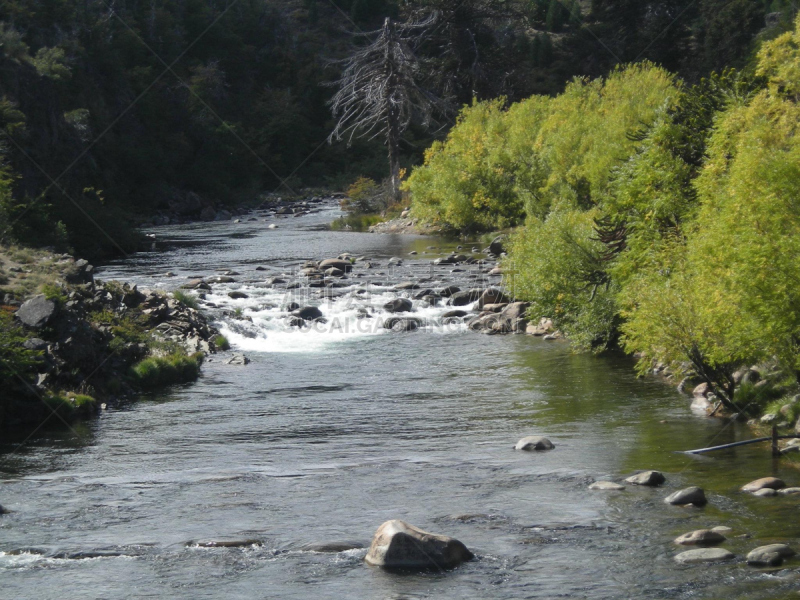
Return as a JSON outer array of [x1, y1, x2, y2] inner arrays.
[[364, 520, 473, 570], [664, 487, 707, 507], [625, 470, 666, 487], [674, 548, 734, 564], [746, 544, 795, 567], [741, 477, 786, 493], [674, 529, 726, 546], [514, 436, 554, 451], [477, 288, 510, 309], [589, 481, 625, 491], [16, 295, 57, 329]]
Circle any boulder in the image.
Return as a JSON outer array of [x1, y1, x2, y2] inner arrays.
[[778, 487, 800, 495], [384, 298, 413, 313], [489, 235, 506, 256], [394, 282, 420, 290], [437, 286, 461, 298], [589, 481, 625, 491], [664, 486, 707, 507], [442, 310, 467, 319], [293, 306, 323, 321], [324, 267, 344, 277], [181, 279, 211, 291], [514, 436, 554, 451], [674, 529, 726, 546], [199, 206, 217, 221], [502, 302, 529, 320], [383, 317, 422, 331], [753, 488, 778, 497], [741, 477, 786, 493], [692, 382, 710, 398], [319, 258, 353, 273], [228, 291, 249, 299], [16, 295, 57, 329], [449, 289, 483, 306], [746, 544, 795, 567], [526, 317, 554, 336], [674, 548, 734, 564], [477, 288, 510, 309], [364, 520, 473, 570], [625, 470, 666, 487]]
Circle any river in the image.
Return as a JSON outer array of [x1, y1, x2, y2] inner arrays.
[[1, 203, 799, 599]]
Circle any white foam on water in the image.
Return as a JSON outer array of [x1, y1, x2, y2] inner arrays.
[[206, 281, 471, 354]]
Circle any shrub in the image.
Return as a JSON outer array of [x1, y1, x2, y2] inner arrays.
[[212, 334, 230, 351], [173, 289, 199, 310], [131, 352, 203, 390]]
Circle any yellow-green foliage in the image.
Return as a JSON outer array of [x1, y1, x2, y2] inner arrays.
[[131, 352, 203, 390], [536, 63, 679, 211], [506, 208, 618, 349], [619, 16, 800, 402], [407, 98, 530, 230], [406, 63, 678, 232]]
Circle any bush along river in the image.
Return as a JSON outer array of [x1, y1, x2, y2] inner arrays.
[[2, 200, 800, 599]]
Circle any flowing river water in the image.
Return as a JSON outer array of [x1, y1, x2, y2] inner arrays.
[[2, 203, 800, 599]]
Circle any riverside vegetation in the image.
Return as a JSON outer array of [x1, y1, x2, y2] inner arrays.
[[0, 0, 788, 258], [0, 245, 226, 429], [404, 14, 800, 428]]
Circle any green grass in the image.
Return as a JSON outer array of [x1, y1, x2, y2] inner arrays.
[[330, 213, 384, 232], [173, 289, 199, 310], [764, 398, 800, 425], [212, 334, 230, 351], [43, 393, 97, 417], [734, 378, 794, 416], [131, 352, 204, 390]]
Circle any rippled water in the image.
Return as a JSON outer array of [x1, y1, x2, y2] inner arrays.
[[2, 205, 800, 599]]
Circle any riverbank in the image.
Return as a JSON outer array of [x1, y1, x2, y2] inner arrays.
[[0, 245, 224, 430]]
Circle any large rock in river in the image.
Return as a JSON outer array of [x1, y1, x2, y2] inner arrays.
[[514, 436, 554, 451], [292, 306, 323, 321], [664, 486, 707, 507], [477, 288, 510, 309], [741, 477, 786, 493], [625, 470, 665, 487], [674, 548, 734, 564], [746, 544, 795, 566], [365, 520, 473, 570], [384, 298, 413, 313], [16, 295, 57, 329], [319, 258, 353, 273], [449, 289, 483, 306], [674, 529, 726, 546]]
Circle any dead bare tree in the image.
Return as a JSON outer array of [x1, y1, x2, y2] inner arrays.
[[327, 15, 446, 203]]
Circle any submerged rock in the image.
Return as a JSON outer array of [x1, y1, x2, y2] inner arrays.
[[364, 520, 473, 570], [299, 541, 364, 553], [741, 477, 786, 493], [514, 436, 554, 451], [226, 354, 250, 366], [589, 481, 625, 491], [674, 529, 726, 546], [625, 470, 666, 487], [664, 487, 707, 507], [192, 539, 262, 548], [746, 544, 795, 566], [674, 548, 734, 564]]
